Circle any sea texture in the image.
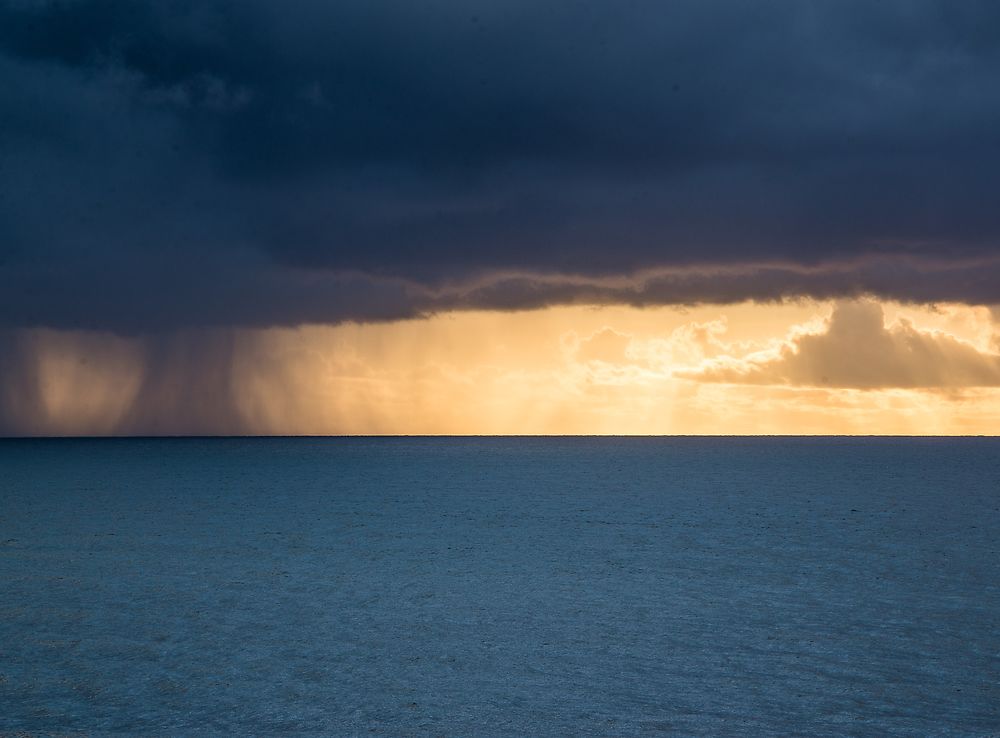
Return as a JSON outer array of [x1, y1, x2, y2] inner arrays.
[[1, 437, 999, 736]]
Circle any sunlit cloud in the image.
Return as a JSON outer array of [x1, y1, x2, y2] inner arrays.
[[683, 300, 1000, 389]]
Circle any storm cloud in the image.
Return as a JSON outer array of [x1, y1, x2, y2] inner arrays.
[[3, 0, 1000, 332]]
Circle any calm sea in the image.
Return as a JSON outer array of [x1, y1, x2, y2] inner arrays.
[[1, 438, 999, 736]]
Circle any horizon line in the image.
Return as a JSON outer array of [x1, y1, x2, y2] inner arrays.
[[2, 434, 998, 440]]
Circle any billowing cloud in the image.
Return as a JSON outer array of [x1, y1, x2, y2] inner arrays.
[[685, 300, 1000, 388], [2, 1, 1000, 332]]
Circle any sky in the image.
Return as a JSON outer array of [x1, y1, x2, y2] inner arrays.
[[2, 0, 1000, 435]]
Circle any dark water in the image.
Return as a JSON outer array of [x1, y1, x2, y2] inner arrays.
[[1, 438, 999, 736]]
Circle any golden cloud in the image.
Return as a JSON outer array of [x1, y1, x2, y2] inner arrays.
[[683, 300, 1000, 389]]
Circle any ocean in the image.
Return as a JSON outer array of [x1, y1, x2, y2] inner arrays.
[[1, 437, 998, 736]]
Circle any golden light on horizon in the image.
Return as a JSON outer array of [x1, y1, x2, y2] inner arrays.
[[4, 299, 1000, 436]]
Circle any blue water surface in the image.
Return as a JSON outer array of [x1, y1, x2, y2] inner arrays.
[[1, 437, 999, 736]]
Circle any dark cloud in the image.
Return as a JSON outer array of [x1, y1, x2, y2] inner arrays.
[[2, 0, 1000, 332], [683, 300, 1000, 389]]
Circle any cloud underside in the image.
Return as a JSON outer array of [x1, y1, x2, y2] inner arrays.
[[2, 1, 1000, 330], [6, 259, 1000, 333], [684, 301, 1000, 389]]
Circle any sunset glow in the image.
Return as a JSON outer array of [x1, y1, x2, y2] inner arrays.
[[6, 299, 999, 436]]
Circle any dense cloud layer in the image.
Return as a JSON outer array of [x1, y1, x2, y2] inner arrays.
[[3, 0, 1000, 331]]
